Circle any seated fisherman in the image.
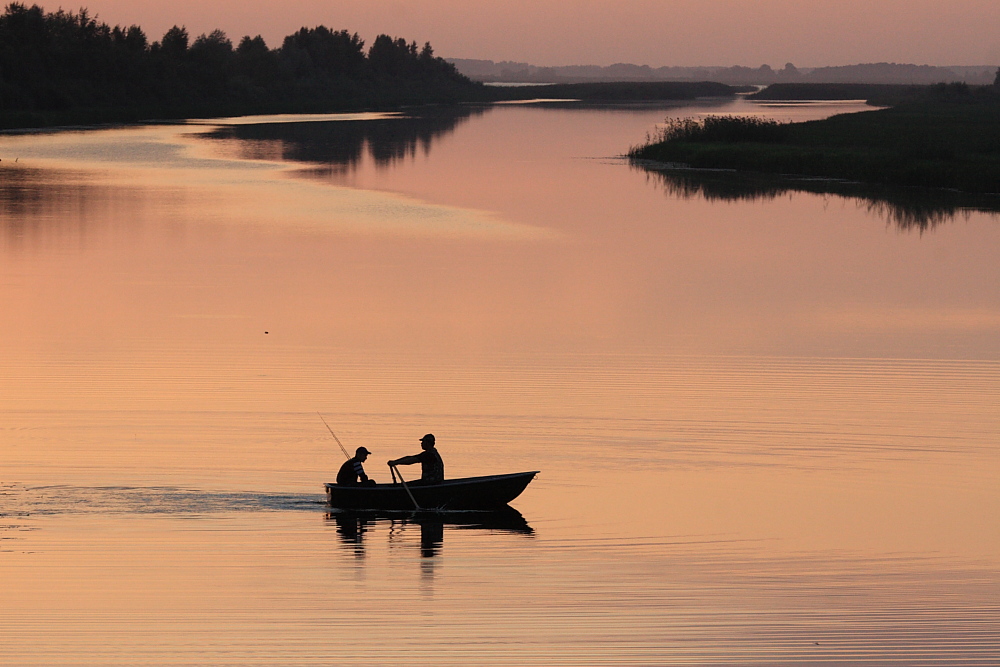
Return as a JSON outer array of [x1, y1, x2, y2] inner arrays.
[[387, 434, 444, 485], [337, 446, 377, 486]]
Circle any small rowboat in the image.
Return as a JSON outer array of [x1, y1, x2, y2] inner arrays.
[[325, 471, 539, 511]]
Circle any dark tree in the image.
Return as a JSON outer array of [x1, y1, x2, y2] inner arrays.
[[0, 3, 481, 126], [368, 34, 417, 77], [280, 26, 366, 77], [159, 25, 189, 57]]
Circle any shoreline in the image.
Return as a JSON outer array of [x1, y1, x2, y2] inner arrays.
[[630, 84, 1000, 195], [0, 82, 747, 132]]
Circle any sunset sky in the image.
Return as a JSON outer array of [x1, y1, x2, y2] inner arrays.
[[71, 0, 1000, 68]]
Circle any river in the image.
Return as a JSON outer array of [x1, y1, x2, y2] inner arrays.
[[1, 98, 998, 665]]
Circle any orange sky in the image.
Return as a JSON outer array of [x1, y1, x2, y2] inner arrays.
[[68, 0, 1000, 67]]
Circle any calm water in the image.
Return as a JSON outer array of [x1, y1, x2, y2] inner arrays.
[[1, 99, 999, 665]]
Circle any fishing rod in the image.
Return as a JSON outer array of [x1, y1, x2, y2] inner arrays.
[[317, 412, 351, 461], [318, 414, 420, 510]]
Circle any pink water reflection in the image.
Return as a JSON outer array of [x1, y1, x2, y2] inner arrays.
[[1, 101, 999, 664]]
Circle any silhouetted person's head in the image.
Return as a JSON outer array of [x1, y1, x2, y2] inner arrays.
[[355, 446, 371, 462], [420, 434, 435, 450]]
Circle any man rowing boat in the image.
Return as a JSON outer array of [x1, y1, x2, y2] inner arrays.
[[388, 433, 444, 485]]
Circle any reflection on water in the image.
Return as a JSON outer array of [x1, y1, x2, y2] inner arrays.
[[1, 100, 999, 665], [327, 508, 533, 595], [328, 507, 533, 560], [0, 165, 148, 247], [1, 109, 530, 246], [637, 162, 1000, 230], [0, 166, 45, 215], [203, 106, 485, 173]]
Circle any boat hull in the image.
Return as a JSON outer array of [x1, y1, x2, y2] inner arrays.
[[325, 471, 538, 511]]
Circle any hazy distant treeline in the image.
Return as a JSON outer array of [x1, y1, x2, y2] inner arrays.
[[450, 59, 997, 86], [0, 3, 482, 127]]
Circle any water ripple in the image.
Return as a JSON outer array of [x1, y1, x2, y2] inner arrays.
[[0, 484, 325, 517]]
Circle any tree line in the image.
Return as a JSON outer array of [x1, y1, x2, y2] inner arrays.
[[0, 3, 485, 126]]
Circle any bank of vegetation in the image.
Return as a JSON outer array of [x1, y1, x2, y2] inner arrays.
[[0, 3, 485, 128], [749, 83, 934, 105], [630, 83, 1000, 194], [0, 4, 750, 130], [496, 81, 748, 102]]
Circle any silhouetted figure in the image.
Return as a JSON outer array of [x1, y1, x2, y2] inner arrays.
[[337, 446, 376, 486], [330, 512, 369, 543], [388, 434, 444, 484], [419, 518, 444, 558]]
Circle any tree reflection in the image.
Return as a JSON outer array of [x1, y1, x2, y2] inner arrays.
[[636, 164, 1000, 231], [0, 166, 117, 247], [204, 107, 486, 173]]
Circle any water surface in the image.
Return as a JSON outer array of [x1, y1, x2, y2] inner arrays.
[[1, 99, 999, 665]]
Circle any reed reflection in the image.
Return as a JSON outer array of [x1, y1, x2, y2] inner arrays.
[[637, 164, 1000, 231], [0, 166, 99, 245], [0, 163, 174, 253], [204, 107, 486, 173]]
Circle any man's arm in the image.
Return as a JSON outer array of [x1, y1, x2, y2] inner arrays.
[[388, 453, 422, 466]]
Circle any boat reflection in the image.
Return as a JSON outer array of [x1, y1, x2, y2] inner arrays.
[[326, 505, 534, 559]]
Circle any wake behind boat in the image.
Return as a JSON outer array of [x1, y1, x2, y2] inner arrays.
[[325, 471, 539, 511]]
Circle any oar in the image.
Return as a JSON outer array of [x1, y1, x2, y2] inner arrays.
[[317, 412, 351, 461], [390, 464, 421, 510]]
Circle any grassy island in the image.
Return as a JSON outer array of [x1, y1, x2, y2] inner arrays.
[[630, 83, 1000, 195]]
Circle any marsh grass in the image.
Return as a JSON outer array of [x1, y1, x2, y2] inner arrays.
[[636, 115, 789, 148], [629, 96, 1000, 194]]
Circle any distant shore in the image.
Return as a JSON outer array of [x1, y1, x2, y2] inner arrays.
[[0, 80, 750, 131], [0, 5, 753, 131], [0, 4, 471, 131], [448, 58, 998, 87], [630, 83, 1000, 195], [489, 81, 749, 102]]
